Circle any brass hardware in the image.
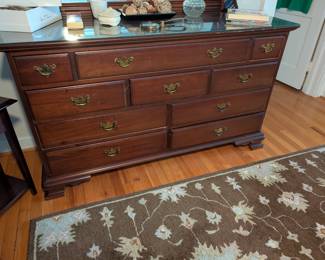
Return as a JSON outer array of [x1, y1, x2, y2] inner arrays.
[[104, 147, 120, 157], [261, 43, 275, 53], [33, 64, 56, 77], [238, 73, 253, 83], [207, 47, 224, 59], [100, 121, 117, 131], [70, 95, 90, 106], [164, 82, 180, 95], [214, 127, 228, 137], [114, 56, 134, 68], [216, 102, 231, 112]]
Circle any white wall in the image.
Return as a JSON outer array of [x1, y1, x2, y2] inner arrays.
[[0, 52, 35, 152], [237, 0, 277, 16]]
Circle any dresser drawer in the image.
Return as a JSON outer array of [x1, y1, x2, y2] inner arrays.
[[14, 54, 74, 87], [171, 89, 270, 127], [75, 39, 251, 79], [252, 36, 286, 60], [46, 131, 167, 175], [211, 63, 277, 93], [171, 113, 264, 149], [131, 71, 209, 105], [38, 106, 167, 147], [27, 81, 127, 121]]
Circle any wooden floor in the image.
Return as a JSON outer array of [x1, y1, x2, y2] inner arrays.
[[0, 84, 325, 260]]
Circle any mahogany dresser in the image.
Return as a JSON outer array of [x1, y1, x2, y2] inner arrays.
[[0, 11, 298, 198]]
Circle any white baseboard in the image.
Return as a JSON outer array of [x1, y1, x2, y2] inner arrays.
[[0, 135, 35, 153]]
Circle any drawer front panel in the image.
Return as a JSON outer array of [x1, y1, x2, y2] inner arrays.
[[172, 89, 270, 127], [27, 81, 127, 121], [252, 36, 286, 60], [171, 113, 264, 149], [38, 106, 167, 147], [131, 71, 209, 105], [47, 131, 167, 175], [76, 39, 251, 79], [211, 63, 277, 93], [14, 54, 74, 87]]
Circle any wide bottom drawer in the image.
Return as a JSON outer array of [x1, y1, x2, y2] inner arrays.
[[171, 113, 264, 149], [46, 130, 167, 175]]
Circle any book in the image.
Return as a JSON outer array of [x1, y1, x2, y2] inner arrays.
[[226, 9, 269, 22], [226, 19, 272, 27]]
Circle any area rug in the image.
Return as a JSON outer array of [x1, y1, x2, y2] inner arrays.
[[28, 146, 325, 260]]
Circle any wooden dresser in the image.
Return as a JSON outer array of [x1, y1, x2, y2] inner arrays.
[[0, 11, 298, 198]]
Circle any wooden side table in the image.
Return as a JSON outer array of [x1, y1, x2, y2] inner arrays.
[[0, 97, 37, 214]]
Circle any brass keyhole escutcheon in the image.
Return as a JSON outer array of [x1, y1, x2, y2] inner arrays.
[[216, 102, 231, 112], [104, 147, 120, 157], [33, 64, 56, 77], [114, 56, 134, 68], [214, 127, 228, 137], [238, 73, 253, 83], [164, 82, 180, 95], [100, 121, 117, 131], [70, 95, 90, 107], [207, 47, 224, 59], [261, 43, 275, 53]]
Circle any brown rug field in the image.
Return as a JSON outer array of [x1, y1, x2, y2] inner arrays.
[[28, 146, 325, 259]]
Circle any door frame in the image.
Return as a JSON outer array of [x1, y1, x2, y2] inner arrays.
[[303, 19, 325, 97]]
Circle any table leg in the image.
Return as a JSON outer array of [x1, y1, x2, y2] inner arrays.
[[0, 110, 37, 195]]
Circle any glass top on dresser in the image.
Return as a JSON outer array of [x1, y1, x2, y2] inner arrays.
[[0, 15, 298, 46]]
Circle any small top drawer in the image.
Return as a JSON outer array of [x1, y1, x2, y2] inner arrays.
[[75, 39, 251, 79], [252, 36, 286, 60], [14, 54, 74, 87], [171, 88, 270, 127], [211, 63, 278, 93], [27, 81, 127, 121], [131, 71, 209, 105]]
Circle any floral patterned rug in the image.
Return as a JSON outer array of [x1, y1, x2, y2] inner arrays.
[[29, 146, 325, 260]]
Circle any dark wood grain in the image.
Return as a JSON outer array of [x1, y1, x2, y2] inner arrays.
[[171, 88, 270, 127], [75, 39, 252, 79], [252, 36, 286, 60], [14, 54, 74, 86], [37, 105, 167, 148], [171, 113, 265, 149], [26, 81, 127, 121], [131, 70, 210, 105], [211, 62, 278, 93], [46, 130, 167, 176]]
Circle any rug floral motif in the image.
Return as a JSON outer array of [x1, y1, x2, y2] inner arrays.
[[29, 146, 325, 259]]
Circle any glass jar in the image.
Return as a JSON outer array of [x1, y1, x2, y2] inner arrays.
[[183, 0, 206, 18]]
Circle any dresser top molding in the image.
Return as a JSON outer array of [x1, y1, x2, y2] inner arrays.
[[0, 15, 298, 52]]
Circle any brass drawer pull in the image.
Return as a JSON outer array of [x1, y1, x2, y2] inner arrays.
[[114, 56, 134, 68], [164, 82, 180, 95], [100, 121, 117, 131], [33, 64, 56, 77], [216, 102, 231, 112], [261, 43, 275, 53], [238, 73, 253, 83], [104, 147, 120, 157], [70, 95, 90, 107], [207, 47, 224, 59], [214, 127, 228, 137]]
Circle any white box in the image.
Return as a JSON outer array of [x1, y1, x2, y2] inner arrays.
[[0, 0, 62, 7], [0, 6, 62, 32]]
